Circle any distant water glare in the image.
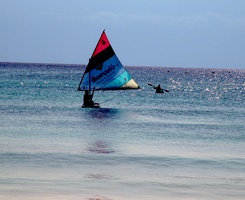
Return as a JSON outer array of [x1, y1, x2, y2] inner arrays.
[[0, 63, 245, 200]]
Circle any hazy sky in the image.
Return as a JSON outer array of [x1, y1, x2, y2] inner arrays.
[[1, 0, 245, 69]]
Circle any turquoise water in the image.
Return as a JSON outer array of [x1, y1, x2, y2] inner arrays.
[[1, 62, 245, 200]]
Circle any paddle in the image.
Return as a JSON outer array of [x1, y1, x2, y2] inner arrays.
[[148, 83, 169, 92]]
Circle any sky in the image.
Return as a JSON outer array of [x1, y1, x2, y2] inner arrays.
[[1, 0, 245, 69]]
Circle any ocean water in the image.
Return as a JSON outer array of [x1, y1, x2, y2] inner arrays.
[[0, 62, 245, 200]]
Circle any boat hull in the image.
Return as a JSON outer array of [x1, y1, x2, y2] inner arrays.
[[82, 103, 100, 108], [156, 90, 164, 93]]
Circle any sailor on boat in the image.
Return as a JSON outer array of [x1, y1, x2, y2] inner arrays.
[[83, 90, 94, 107]]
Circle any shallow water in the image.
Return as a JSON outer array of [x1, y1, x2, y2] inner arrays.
[[0, 63, 245, 199]]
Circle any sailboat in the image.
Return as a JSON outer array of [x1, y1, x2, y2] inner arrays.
[[77, 30, 140, 108]]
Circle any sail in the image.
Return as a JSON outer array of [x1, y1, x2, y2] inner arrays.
[[78, 30, 140, 91]]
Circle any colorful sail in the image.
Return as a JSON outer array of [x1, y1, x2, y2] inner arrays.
[[78, 30, 140, 91]]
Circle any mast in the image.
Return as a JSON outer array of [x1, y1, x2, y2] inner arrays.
[[78, 30, 106, 91], [89, 71, 91, 91]]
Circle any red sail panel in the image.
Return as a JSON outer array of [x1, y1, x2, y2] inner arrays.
[[92, 31, 111, 57]]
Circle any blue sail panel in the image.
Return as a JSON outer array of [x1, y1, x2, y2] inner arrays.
[[89, 55, 124, 89], [103, 71, 135, 90], [80, 54, 139, 90]]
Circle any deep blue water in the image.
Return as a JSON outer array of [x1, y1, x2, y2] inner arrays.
[[0, 62, 245, 200]]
